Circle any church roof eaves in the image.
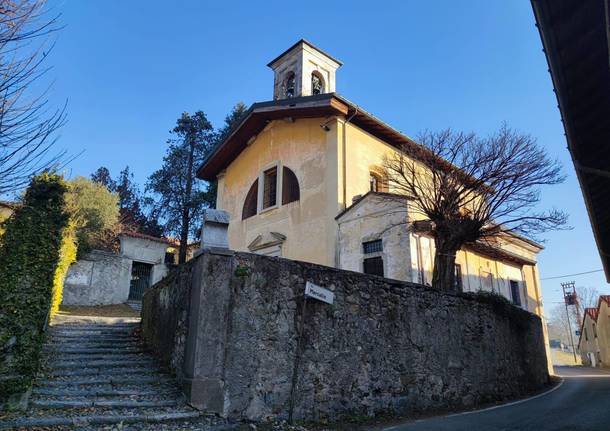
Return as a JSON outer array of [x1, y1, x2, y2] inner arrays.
[[197, 93, 349, 180], [197, 93, 430, 181]]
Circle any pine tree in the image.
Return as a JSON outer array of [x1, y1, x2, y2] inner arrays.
[[146, 111, 215, 263], [205, 102, 249, 208], [91, 166, 163, 237]]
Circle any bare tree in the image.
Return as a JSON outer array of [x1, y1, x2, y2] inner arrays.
[[383, 125, 567, 291], [548, 286, 599, 350], [574, 285, 600, 317], [547, 303, 574, 348], [0, 0, 66, 195]]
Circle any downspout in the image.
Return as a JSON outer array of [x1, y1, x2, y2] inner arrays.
[[335, 106, 359, 269], [342, 106, 359, 208]]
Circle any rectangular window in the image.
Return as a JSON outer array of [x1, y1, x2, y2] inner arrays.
[[164, 252, 176, 265], [363, 256, 384, 277], [363, 239, 383, 254], [454, 264, 463, 291], [262, 167, 277, 209], [585, 327, 589, 342], [510, 280, 521, 306]]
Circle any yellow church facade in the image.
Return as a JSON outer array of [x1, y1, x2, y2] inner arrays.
[[197, 40, 548, 327]]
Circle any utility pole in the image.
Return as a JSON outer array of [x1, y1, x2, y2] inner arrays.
[[561, 281, 578, 363]]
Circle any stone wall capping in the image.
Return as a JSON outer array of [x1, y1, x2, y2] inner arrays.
[[199, 209, 230, 251]]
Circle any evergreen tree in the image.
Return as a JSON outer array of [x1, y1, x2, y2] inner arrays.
[[205, 102, 249, 208], [146, 111, 215, 263], [90, 167, 116, 190], [216, 102, 248, 143], [90, 166, 163, 237], [115, 166, 146, 229]]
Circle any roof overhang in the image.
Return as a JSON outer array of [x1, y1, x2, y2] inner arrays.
[[197, 94, 348, 180], [532, 0, 610, 281], [197, 93, 431, 181], [464, 242, 537, 267]]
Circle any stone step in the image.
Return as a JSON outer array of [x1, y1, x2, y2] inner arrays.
[[51, 325, 137, 331], [49, 332, 139, 342], [32, 386, 179, 397], [0, 409, 200, 429], [44, 347, 147, 355], [47, 365, 160, 377], [50, 326, 139, 334], [39, 375, 173, 387], [52, 323, 138, 329], [51, 331, 135, 340], [45, 340, 142, 348], [47, 352, 149, 362], [50, 358, 156, 369], [30, 398, 180, 409]]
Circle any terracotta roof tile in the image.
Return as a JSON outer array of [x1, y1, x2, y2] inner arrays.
[[585, 307, 599, 322], [119, 231, 180, 247]]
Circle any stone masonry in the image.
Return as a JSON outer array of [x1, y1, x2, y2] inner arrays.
[[142, 250, 550, 422]]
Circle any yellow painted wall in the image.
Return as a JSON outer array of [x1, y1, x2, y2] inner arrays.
[[0, 205, 14, 237], [216, 117, 341, 267], [597, 300, 610, 367], [342, 121, 404, 206], [579, 314, 601, 366]]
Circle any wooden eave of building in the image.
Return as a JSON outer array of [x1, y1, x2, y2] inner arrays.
[[463, 241, 537, 267], [197, 94, 347, 180], [532, 0, 610, 281], [197, 93, 462, 182]]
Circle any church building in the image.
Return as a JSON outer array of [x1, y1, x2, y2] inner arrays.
[[197, 40, 547, 319]]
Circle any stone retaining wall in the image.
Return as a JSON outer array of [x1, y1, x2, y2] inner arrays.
[[141, 263, 192, 380], [142, 250, 549, 422], [63, 250, 131, 306]]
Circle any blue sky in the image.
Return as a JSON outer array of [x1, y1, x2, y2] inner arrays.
[[42, 0, 609, 309]]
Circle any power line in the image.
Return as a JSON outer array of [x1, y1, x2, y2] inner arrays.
[[541, 269, 604, 281]]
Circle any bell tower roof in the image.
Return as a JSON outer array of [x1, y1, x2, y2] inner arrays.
[[267, 39, 343, 68], [268, 39, 342, 100]]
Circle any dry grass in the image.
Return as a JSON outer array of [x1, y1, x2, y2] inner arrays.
[[58, 303, 140, 318]]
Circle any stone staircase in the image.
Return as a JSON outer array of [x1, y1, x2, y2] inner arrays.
[[126, 300, 143, 313], [1, 315, 230, 430]]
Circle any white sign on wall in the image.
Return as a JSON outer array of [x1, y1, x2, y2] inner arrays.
[[305, 281, 334, 305]]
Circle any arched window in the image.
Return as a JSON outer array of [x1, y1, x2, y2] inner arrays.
[[369, 170, 388, 193], [242, 179, 258, 219], [283, 72, 295, 98], [282, 166, 300, 204], [311, 72, 324, 95], [369, 172, 381, 192]]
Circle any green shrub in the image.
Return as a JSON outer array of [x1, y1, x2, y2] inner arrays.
[[0, 173, 75, 408], [65, 176, 119, 258]]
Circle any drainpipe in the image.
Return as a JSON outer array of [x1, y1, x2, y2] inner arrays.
[[342, 106, 359, 208]]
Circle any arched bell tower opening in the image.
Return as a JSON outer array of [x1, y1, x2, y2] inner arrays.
[[268, 39, 342, 100]]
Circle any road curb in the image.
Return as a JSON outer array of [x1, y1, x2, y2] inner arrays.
[[382, 378, 565, 431]]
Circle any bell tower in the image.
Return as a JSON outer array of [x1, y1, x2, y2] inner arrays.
[[267, 39, 342, 100]]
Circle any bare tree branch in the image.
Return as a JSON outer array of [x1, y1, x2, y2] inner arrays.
[[0, 0, 67, 195], [383, 124, 568, 291]]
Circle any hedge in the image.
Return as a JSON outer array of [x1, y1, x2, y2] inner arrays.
[[0, 173, 76, 409]]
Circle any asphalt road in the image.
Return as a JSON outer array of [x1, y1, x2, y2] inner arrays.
[[379, 366, 610, 431]]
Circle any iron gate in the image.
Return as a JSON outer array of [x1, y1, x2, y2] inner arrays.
[[128, 262, 153, 300]]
